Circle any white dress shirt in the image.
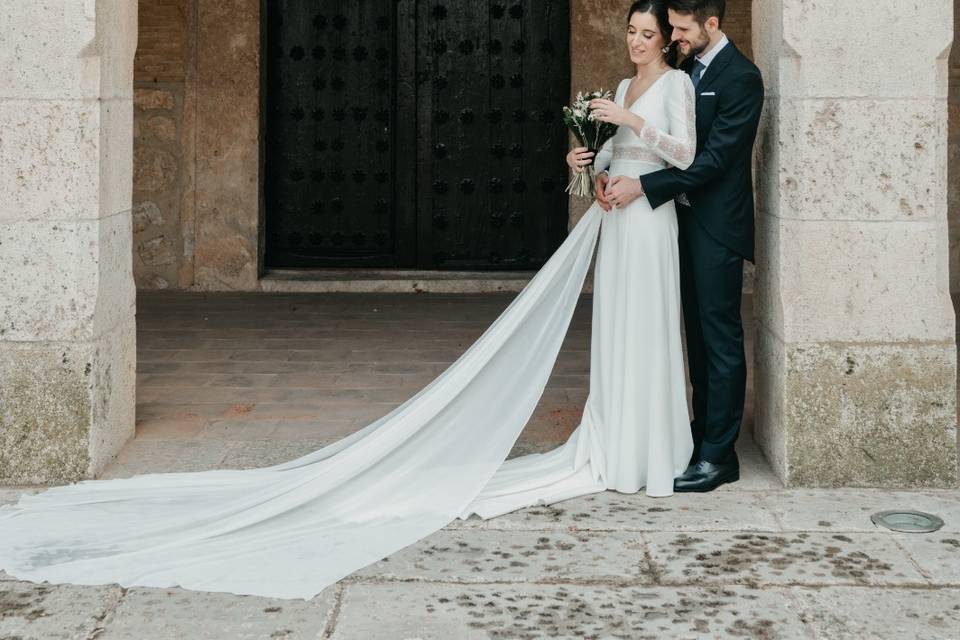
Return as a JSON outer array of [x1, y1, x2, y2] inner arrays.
[[693, 33, 729, 83]]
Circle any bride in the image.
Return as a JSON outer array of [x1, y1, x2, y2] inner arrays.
[[0, 1, 695, 600]]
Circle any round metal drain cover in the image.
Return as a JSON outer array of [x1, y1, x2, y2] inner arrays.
[[871, 510, 944, 533]]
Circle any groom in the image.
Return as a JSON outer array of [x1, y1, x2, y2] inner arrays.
[[598, 0, 764, 492]]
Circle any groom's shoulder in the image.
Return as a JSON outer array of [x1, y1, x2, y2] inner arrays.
[[727, 43, 762, 80]]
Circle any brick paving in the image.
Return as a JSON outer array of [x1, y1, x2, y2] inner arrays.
[[1, 291, 958, 639]]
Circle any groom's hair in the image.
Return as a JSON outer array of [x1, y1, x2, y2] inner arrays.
[[666, 0, 726, 27]]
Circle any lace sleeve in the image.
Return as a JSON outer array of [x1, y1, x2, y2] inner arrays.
[[638, 71, 696, 170]]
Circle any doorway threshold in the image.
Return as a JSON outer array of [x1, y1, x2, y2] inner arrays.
[[260, 268, 538, 293]]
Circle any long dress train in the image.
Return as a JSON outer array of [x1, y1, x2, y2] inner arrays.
[[0, 69, 696, 600]]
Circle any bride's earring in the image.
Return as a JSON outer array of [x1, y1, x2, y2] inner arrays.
[[660, 45, 671, 54]]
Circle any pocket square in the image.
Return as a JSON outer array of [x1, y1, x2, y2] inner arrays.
[[700, 92, 716, 96]]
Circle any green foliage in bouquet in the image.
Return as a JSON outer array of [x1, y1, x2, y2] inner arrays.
[[562, 89, 619, 198]]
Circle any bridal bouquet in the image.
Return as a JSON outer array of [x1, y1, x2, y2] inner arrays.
[[562, 90, 619, 197]]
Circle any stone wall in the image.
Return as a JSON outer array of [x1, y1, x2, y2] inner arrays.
[[133, 0, 194, 289], [0, 1, 138, 483], [752, 0, 958, 488], [133, 0, 260, 291], [950, 0, 960, 293]]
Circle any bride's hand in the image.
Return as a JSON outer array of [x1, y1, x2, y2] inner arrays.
[[589, 99, 644, 130], [566, 147, 594, 173]]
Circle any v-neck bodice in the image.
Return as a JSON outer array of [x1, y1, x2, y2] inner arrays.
[[618, 70, 672, 112], [592, 68, 697, 174]]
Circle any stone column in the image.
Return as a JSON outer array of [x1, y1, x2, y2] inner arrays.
[[752, 0, 958, 487], [0, 1, 138, 484]]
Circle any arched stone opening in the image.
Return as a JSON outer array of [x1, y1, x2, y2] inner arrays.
[[0, 0, 956, 488]]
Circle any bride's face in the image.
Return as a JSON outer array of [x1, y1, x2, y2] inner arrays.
[[626, 12, 666, 67]]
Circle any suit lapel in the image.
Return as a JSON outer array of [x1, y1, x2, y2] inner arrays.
[[696, 41, 737, 95]]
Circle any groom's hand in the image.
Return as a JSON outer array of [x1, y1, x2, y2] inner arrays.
[[607, 176, 645, 209], [595, 172, 612, 211]]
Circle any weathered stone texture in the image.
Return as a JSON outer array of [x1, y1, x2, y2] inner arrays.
[[949, 0, 960, 293], [133, 2, 192, 290], [135, 0, 189, 83], [192, 0, 261, 290], [753, 0, 958, 488], [132, 0, 259, 291], [756, 328, 957, 488], [0, 1, 137, 484]]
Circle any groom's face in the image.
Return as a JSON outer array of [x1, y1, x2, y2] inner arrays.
[[667, 10, 712, 58]]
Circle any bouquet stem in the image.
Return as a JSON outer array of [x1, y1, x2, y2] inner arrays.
[[565, 165, 596, 198]]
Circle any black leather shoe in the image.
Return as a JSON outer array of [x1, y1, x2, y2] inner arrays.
[[673, 457, 740, 493], [675, 462, 699, 481]]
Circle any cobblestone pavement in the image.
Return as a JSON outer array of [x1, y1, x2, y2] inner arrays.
[[1, 292, 958, 639]]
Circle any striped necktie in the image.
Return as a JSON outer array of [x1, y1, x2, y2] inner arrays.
[[691, 59, 707, 91]]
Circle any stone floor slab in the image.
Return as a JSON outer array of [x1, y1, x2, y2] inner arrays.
[[352, 530, 652, 584], [217, 438, 337, 469], [644, 531, 928, 586], [99, 440, 230, 478], [193, 418, 282, 440], [789, 586, 960, 640], [893, 532, 960, 585], [0, 581, 120, 640], [97, 586, 336, 640], [330, 582, 812, 639], [762, 489, 899, 532], [467, 490, 780, 532]]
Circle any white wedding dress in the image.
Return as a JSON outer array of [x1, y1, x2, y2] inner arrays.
[[0, 69, 696, 600]]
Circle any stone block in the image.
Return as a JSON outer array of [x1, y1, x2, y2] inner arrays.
[[0, 1, 135, 101], [0, 3, 96, 100], [137, 235, 177, 266], [0, 328, 134, 485], [132, 201, 164, 233], [763, 219, 954, 344], [773, 98, 947, 222], [0, 581, 120, 640], [789, 587, 960, 639], [99, 439, 233, 479], [331, 583, 811, 639], [218, 439, 338, 470], [99, 586, 336, 640], [644, 531, 925, 586], [133, 145, 179, 193], [0, 101, 99, 220], [193, 82, 259, 291], [99, 97, 134, 218], [467, 486, 779, 533], [0, 215, 134, 342], [353, 529, 652, 583], [134, 88, 176, 111], [0, 98, 131, 222], [145, 115, 177, 142], [762, 489, 919, 532], [778, 0, 952, 100], [755, 333, 958, 488], [87, 316, 137, 476], [192, 0, 261, 292]]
